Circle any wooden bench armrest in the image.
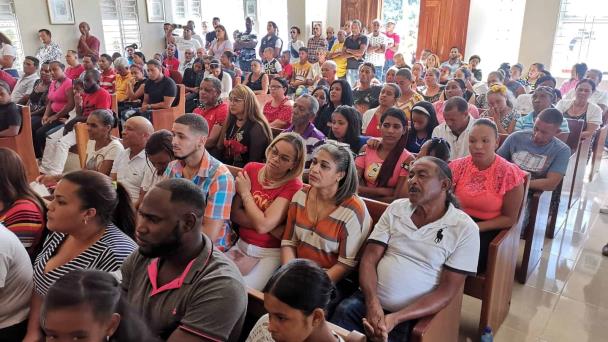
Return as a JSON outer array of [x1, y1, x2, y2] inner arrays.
[[151, 108, 176, 131], [411, 284, 464, 342]]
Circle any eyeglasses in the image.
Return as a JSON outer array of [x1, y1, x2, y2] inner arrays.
[[268, 146, 294, 164], [269, 85, 283, 90], [229, 97, 244, 103]]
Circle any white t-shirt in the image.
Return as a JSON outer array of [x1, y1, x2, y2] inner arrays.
[[563, 88, 608, 108], [141, 163, 166, 193], [85, 139, 124, 172], [365, 33, 388, 66], [368, 200, 479, 312], [0, 43, 16, 59], [11, 73, 39, 103], [110, 148, 147, 202], [0, 225, 33, 329], [362, 107, 379, 134], [288, 40, 305, 64], [174, 37, 202, 63], [556, 99, 603, 126], [246, 314, 345, 342], [432, 115, 476, 160]]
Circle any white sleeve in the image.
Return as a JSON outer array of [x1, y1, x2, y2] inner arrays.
[[368, 202, 396, 245], [110, 150, 126, 174], [141, 163, 157, 192], [0, 251, 9, 288], [2, 44, 16, 57], [555, 100, 569, 113], [444, 218, 480, 275], [105, 141, 124, 161], [362, 109, 375, 133], [587, 102, 603, 125]]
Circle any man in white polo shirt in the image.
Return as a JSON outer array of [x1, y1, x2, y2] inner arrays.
[[111, 116, 154, 202], [432, 96, 476, 160], [332, 157, 479, 341]]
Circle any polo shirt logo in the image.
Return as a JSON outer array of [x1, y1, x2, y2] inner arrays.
[[435, 228, 444, 244]]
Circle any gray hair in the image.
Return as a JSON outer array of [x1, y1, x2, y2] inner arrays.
[[202, 76, 222, 94], [299, 94, 319, 117], [313, 140, 359, 204], [113, 57, 129, 69], [322, 60, 337, 71]]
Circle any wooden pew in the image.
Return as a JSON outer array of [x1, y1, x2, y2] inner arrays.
[[564, 119, 593, 208], [588, 125, 608, 182], [464, 174, 530, 333], [0, 105, 39, 182], [74, 122, 89, 168], [151, 84, 186, 131]]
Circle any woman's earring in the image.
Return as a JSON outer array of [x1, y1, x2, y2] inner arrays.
[[84, 218, 88, 225]]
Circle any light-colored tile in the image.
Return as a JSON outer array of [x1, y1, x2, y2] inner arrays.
[[523, 253, 575, 295], [494, 325, 542, 342], [500, 284, 559, 334], [542, 229, 587, 262], [540, 297, 608, 342], [561, 250, 608, 309]]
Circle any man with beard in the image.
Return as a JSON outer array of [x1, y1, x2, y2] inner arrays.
[[121, 178, 247, 342], [164, 114, 236, 251], [332, 157, 479, 341]]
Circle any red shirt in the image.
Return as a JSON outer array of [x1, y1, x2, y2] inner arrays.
[[77, 35, 101, 59], [193, 102, 229, 128], [81, 87, 111, 116], [281, 63, 293, 80], [0, 69, 16, 91], [384, 32, 400, 60], [263, 97, 292, 125], [238, 162, 303, 248], [164, 57, 180, 73], [65, 64, 85, 80], [100, 68, 116, 94]]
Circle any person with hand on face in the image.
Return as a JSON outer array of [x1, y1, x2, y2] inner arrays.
[[332, 157, 479, 342], [228, 133, 305, 290], [357, 107, 414, 202], [432, 97, 475, 160], [35, 29, 62, 64], [121, 178, 247, 342], [77, 22, 100, 59], [284, 94, 326, 166], [166, 114, 237, 251], [263, 77, 293, 129], [480, 84, 518, 134], [246, 259, 347, 342]]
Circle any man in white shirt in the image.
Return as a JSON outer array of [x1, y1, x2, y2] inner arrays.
[[175, 25, 202, 65], [179, 48, 195, 74], [432, 97, 476, 160], [187, 20, 205, 48], [331, 157, 479, 341], [35, 29, 63, 63], [12, 56, 39, 104], [111, 116, 154, 202], [365, 19, 387, 80]]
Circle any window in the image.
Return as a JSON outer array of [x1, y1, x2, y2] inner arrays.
[[173, 0, 201, 22], [551, 0, 608, 78], [100, 0, 142, 54], [383, 0, 420, 58], [0, 0, 24, 71]]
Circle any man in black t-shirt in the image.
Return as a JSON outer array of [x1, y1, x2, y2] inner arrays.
[[344, 19, 368, 88], [142, 59, 177, 110]]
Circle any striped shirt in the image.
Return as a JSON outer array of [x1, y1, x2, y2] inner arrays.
[[281, 188, 372, 269], [0, 199, 44, 251], [100, 68, 116, 94], [33, 224, 136, 296], [164, 152, 236, 251]]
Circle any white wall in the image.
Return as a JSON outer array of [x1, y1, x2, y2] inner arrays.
[[517, 0, 561, 72], [465, 0, 526, 76]]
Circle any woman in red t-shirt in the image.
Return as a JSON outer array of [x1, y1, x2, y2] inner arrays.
[[227, 132, 305, 289], [450, 118, 526, 273], [193, 77, 229, 149], [263, 77, 293, 129]]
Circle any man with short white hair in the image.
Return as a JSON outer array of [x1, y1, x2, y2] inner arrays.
[[284, 94, 325, 166], [179, 48, 196, 74], [175, 25, 201, 65], [113, 57, 133, 103], [317, 60, 337, 87], [111, 116, 154, 202]]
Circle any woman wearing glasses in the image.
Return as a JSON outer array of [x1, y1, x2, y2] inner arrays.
[[228, 133, 305, 290]]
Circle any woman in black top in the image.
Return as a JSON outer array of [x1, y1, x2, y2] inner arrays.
[[314, 79, 353, 136], [405, 101, 439, 154], [27, 62, 52, 131], [216, 85, 273, 167], [244, 59, 269, 95]]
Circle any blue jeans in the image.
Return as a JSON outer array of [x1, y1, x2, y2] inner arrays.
[[331, 290, 412, 342], [383, 59, 395, 81], [374, 65, 383, 80], [346, 69, 359, 89]]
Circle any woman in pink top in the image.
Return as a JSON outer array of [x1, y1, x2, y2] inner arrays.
[[356, 107, 414, 203], [263, 77, 293, 129], [450, 118, 526, 272], [34, 61, 74, 158], [434, 79, 479, 123], [229, 132, 305, 290]]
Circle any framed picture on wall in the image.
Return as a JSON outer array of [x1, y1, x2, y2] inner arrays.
[[311, 21, 322, 35], [146, 0, 166, 23], [46, 0, 75, 25], [244, 0, 257, 21]]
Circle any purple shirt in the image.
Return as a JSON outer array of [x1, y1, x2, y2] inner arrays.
[[285, 122, 326, 164]]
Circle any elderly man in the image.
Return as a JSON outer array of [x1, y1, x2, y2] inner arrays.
[[165, 114, 236, 251], [12, 56, 39, 104], [326, 26, 337, 50], [111, 117, 154, 201], [307, 23, 328, 64], [35, 29, 62, 63], [332, 157, 480, 342], [317, 60, 337, 88], [179, 48, 196, 74], [77, 22, 100, 59], [121, 178, 247, 341], [284, 94, 325, 166], [515, 86, 570, 133], [328, 30, 348, 79], [432, 96, 475, 160], [113, 57, 133, 103]]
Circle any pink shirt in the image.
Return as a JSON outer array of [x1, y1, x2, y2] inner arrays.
[[434, 100, 480, 123], [450, 155, 526, 220], [355, 147, 411, 187], [47, 78, 73, 113], [384, 32, 400, 61]]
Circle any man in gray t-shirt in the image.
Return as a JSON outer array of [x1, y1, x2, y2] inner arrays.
[[497, 108, 570, 192]]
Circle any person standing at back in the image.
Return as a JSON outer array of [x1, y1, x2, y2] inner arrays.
[[343, 20, 368, 88], [382, 19, 400, 80], [365, 19, 388, 80], [77, 22, 100, 59]]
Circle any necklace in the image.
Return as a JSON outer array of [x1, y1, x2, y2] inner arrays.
[[415, 136, 427, 147]]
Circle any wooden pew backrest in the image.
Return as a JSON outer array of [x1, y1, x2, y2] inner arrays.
[[74, 122, 89, 169], [0, 105, 39, 181]]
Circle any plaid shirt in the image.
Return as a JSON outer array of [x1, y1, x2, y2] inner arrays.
[[307, 36, 328, 63], [164, 152, 236, 251]]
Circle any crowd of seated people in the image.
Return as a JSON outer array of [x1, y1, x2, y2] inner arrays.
[[2, 14, 608, 342]]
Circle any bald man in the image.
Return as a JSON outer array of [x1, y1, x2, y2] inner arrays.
[[111, 116, 154, 201]]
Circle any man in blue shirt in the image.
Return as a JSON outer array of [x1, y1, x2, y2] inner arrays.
[[515, 86, 570, 133]]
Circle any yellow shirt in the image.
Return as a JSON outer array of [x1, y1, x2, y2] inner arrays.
[[114, 72, 133, 102], [396, 92, 425, 120], [330, 41, 347, 78]]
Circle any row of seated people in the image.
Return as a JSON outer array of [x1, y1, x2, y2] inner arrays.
[[1, 99, 572, 340]]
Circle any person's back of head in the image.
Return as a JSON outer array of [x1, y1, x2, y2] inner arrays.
[[538, 108, 564, 127], [444, 96, 468, 115], [154, 178, 206, 219]]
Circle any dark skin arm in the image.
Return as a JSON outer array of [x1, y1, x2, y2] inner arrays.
[[359, 242, 388, 341], [529, 172, 563, 191]]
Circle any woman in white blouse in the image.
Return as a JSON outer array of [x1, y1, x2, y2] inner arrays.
[[208, 25, 233, 59], [556, 79, 603, 140]]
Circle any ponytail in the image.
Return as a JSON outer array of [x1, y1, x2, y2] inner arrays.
[[113, 182, 135, 238]]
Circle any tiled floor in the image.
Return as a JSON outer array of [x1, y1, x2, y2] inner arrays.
[[458, 156, 608, 342]]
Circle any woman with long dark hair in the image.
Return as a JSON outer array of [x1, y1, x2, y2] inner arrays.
[[0, 148, 45, 256], [328, 105, 365, 154], [406, 101, 440, 153], [23, 170, 137, 342], [41, 270, 157, 342], [315, 79, 353, 136], [356, 107, 414, 202]]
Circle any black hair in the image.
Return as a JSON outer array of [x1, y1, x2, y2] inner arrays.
[[536, 75, 556, 88], [264, 259, 335, 315], [574, 63, 588, 80], [100, 54, 113, 63], [538, 108, 564, 127], [532, 63, 545, 72], [444, 96, 468, 113], [328, 105, 363, 153], [383, 82, 402, 99], [329, 79, 354, 108], [376, 107, 408, 187], [422, 138, 451, 162], [84, 54, 99, 64], [576, 78, 596, 92], [146, 59, 162, 69], [457, 67, 472, 80], [49, 60, 65, 70], [469, 55, 480, 63], [62, 170, 135, 238], [222, 50, 236, 62], [290, 26, 301, 35], [473, 117, 499, 139], [38, 29, 51, 37], [174, 113, 209, 136], [298, 47, 309, 53], [359, 62, 375, 72], [271, 77, 289, 95], [447, 78, 466, 92], [25, 56, 40, 68], [407, 100, 439, 146], [145, 129, 174, 158], [133, 51, 146, 62], [395, 68, 412, 80], [312, 86, 330, 109], [418, 156, 459, 208], [42, 270, 157, 342], [155, 178, 206, 217]]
